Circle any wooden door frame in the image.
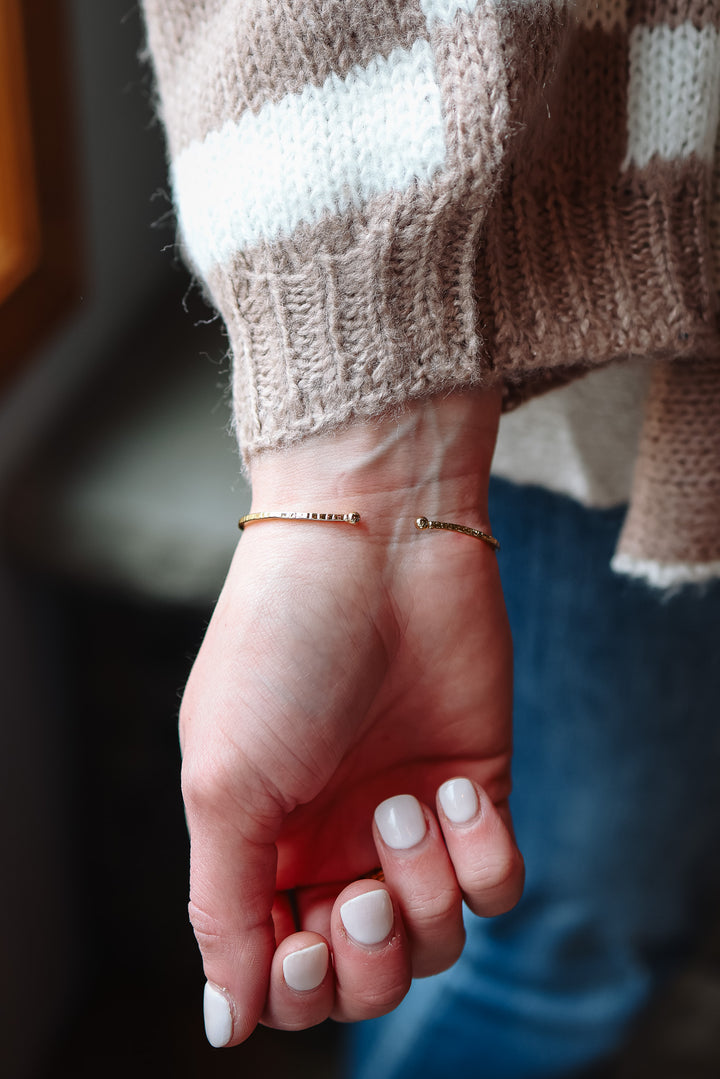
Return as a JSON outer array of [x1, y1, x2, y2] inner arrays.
[[0, 0, 81, 386]]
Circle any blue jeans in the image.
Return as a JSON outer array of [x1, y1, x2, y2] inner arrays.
[[347, 478, 720, 1079]]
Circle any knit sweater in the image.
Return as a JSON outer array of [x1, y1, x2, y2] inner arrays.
[[143, 0, 720, 587]]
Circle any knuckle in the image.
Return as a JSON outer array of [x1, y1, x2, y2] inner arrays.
[[470, 850, 520, 902], [181, 757, 234, 818], [467, 848, 525, 914], [187, 899, 226, 960], [405, 885, 460, 929], [356, 976, 410, 1018]]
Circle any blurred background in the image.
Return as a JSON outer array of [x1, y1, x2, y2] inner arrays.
[[1, 3, 719, 1078], [0, 1, 338, 1075]]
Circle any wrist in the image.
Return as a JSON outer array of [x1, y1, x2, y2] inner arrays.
[[247, 390, 500, 542]]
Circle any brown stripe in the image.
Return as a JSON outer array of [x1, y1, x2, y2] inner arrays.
[[627, 0, 720, 30], [494, 0, 572, 126], [577, 0, 720, 32], [711, 136, 720, 292], [145, 0, 428, 155]]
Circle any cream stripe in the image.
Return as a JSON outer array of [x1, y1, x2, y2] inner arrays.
[[611, 552, 720, 587], [623, 23, 720, 168], [420, 0, 478, 23], [172, 40, 445, 273]]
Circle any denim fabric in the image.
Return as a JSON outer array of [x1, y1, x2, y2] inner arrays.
[[347, 478, 720, 1079]]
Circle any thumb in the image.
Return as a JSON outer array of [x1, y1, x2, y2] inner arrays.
[[183, 771, 279, 1047]]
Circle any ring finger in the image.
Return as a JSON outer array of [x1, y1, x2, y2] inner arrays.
[[372, 794, 465, 977]]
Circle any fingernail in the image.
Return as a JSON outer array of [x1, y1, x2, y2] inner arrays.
[[203, 982, 233, 1047], [340, 889, 394, 945], [374, 793, 427, 850], [283, 942, 329, 992], [439, 778, 479, 824]]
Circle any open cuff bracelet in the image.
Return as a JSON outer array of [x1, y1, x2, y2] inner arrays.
[[238, 511, 499, 552]]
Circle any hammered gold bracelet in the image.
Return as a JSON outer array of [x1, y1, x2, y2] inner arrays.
[[414, 516, 500, 552], [238, 510, 499, 551]]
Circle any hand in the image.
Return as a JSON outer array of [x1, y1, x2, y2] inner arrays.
[[179, 391, 524, 1045]]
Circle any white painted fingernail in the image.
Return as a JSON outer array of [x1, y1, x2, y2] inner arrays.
[[203, 982, 233, 1047], [340, 889, 394, 945], [439, 778, 479, 824], [374, 793, 427, 850], [283, 942, 329, 992]]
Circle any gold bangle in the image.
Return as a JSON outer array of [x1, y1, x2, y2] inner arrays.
[[238, 510, 361, 530], [236, 510, 499, 551], [415, 516, 500, 552]]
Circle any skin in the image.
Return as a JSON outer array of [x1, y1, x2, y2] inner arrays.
[[179, 389, 524, 1044]]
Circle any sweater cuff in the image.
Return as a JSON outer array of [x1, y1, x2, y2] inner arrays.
[[613, 357, 720, 588], [156, 0, 562, 456], [206, 193, 493, 455]]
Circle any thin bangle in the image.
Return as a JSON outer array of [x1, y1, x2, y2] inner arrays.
[[415, 516, 500, 551], [236, 510, 500, 551]]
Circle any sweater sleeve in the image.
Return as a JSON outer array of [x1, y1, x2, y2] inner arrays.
[[143, 0, 720, 584], [141, 0, 575, 455]]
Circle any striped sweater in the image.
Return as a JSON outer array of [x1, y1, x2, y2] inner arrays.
[[143, 0, 720, 587]]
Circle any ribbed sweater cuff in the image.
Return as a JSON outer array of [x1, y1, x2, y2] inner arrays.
[[205, 156, 719, 461], [207, 196, 492, 455]]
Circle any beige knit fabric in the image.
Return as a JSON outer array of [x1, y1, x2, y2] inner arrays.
[[143, 0, 720, 586], [614, 357, 720, 583]]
